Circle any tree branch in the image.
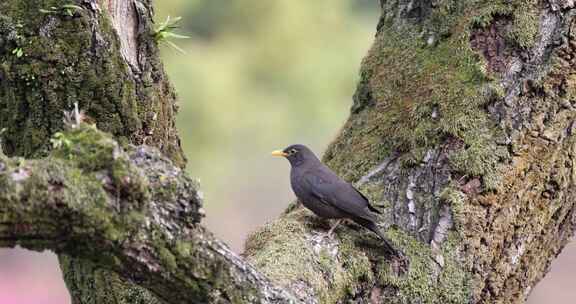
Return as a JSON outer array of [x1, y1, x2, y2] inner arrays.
[[0, 125, 298, 304]]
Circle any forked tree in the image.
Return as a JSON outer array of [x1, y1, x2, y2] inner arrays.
[[0, 0, 575, 303]]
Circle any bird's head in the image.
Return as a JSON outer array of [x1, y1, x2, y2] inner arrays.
[[271, 144, 319, 167]]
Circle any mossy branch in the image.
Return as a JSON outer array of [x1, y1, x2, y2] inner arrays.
[[1, 0, 575, 303], [0, 125, 299, 304]]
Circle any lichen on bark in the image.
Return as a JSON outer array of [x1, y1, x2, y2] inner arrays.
[[0, 0, 184, 165], [0, 1, 185, 303], [0, 124, 298, 304], [246, 1, 576, 303]]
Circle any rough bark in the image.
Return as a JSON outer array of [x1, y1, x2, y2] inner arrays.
[[0, 0, 575, 304], [0, 0, 185, 303], [0, 0, 184, 164], [0, 124, 298, 304], [245, 0, 576, 303]]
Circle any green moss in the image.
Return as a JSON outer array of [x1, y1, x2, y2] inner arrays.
[[245, 209, 374, 303], [4, 150, 137, 250], [439, 185, 467, 231], [175, 240, 193, 257], [337, 232, 375, 287], [51, 125, 117, 169], [245, 211, 324, 296], [327, 18, 495, 179], [356, 182, 387, 207], [508, 1, 539, 49], [50, 124, 150, 204], [159, 246, 178, 271], [60, 255, 163, 304], [398, 147, 428, 169], [110, 154, 150, 203], [482, 166, 504, 191], [448, 136, 505, 177], [470, 3, 509, 28], [0, 0, 144, 158], [325, 1, 540, 183], [0, 1, 183, 302], [64, 168, 129, 243], [150, 174, 180, 202], [470, 0, 540, 49], [126, 211, 148, 227], [381, 230, 470, 304]]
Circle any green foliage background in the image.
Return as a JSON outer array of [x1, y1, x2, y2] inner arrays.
[[156, 0, 379, 249]]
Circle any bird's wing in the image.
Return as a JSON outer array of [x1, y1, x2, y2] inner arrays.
[[352, 187, 381, 214], [303, 169, 377, 222]]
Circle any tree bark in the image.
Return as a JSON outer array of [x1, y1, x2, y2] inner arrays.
[[245, 1, 576, 303], [0, 124, 297, 303], [1, 0, 575, 304], [0, 0, 185, 303]]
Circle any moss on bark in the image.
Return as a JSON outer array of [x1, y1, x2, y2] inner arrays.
[[0, 124, 299, 304], [246, 1, 576, 303], [0, 1, 185, 303], [0, 0, 184, 166]]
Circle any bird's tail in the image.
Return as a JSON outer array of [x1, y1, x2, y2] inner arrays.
[[355, 218, 397, 255]]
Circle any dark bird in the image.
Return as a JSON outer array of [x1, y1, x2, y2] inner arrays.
[[272, 144, 395, 252]]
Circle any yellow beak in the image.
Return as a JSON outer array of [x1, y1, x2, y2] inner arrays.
[[271, 150, 288, 157]]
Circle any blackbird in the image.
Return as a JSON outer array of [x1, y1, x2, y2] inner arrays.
[[272, 144, 395, 252]]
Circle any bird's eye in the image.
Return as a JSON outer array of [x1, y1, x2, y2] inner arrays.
[[290, 149, 298, 154]]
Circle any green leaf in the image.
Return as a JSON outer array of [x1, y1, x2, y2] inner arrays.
[[163, 32, 191, 39], [164, 40, 187, 54], [12, 48, 23, 58], [39, 8, 56, 14], [61, 4, 84, 10]]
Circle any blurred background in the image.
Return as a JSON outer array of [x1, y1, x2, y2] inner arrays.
[[0, 1, 573, 303]]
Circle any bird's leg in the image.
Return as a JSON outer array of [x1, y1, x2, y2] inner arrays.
[[327, 219, 343, 238]]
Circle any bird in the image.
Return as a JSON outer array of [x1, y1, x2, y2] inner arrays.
[[272, 144, 395, 253]]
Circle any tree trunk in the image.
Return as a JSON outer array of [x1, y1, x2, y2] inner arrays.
[[245, 0, 576, 303], [1, 0, 575, 304], [0, 0, 184, 303]]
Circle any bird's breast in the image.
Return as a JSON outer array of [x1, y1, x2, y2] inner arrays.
[[289, 169, 307, 198], [289, 169, 345, 219]]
